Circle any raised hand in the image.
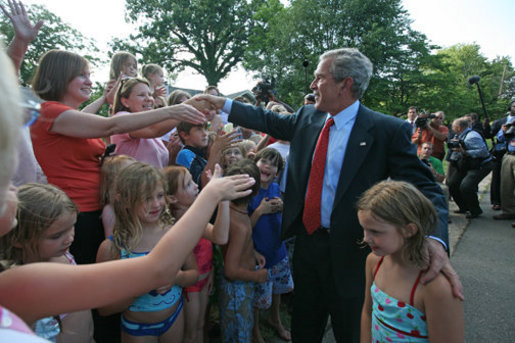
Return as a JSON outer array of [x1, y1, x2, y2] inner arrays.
[[1, 0, 43, 44], [204, 164, 255, 201], [209, 130, 241, 157], [153, 85, 167, 99]]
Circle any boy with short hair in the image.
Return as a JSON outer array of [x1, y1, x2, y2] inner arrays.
[[219, 159, 268, 343], [176, 121, 209, 187], [176, 121, 237, 189], [249, 148, 294, 343]]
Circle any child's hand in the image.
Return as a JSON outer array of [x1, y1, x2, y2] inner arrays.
[[153, 85, 167, 99], [270, 197, 283, 212], [255, 268, 268, 283], [210, 130, 242, 157], [254, 250, 266, 268], [154, 283, 172, 295], [204, 164, 255, 201]]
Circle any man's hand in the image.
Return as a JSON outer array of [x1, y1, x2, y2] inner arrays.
[[192, 94, 227, 113], [421, 239, 464, 301]]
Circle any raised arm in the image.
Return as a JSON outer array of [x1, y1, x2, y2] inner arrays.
[[1, 0, 43, 74], [203, 201, 230, 245], [0, 165, 255, 324]]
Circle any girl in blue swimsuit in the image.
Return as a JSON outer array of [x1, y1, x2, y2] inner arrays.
[[96, 162, 198, 342], [358, 181, 463, 342]]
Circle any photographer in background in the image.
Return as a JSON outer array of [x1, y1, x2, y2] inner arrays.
[[447, 117, 494, 219], [412, 110, 448, 160], [252, 79, 294, 112], [493, 116, 515, 222], [485, 101, 515, 211]]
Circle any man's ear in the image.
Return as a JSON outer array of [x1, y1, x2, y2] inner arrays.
[[402, 223, 419, 238]]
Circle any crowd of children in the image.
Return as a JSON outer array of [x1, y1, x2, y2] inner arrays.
[[0, 1, 464, 342]]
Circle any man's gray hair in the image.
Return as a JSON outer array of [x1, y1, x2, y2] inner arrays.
[[320, 48, 373, 99], [453, 116, 471, 129]]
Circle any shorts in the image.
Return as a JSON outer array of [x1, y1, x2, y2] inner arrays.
[[120, 297, 183, 337], [253, 256, 294, 309], [218, 275, 255, 343]]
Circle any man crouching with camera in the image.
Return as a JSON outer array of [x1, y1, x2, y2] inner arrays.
[[412, 111, 448, 160], [448, 116, 494, 219]]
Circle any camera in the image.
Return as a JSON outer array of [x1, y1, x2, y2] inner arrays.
[[447, 140, 462, 150], [415, 113, 437, 128], [252, 79, 276, 103]]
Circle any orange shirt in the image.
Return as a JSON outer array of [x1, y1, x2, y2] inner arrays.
[[31, 101, 105, 212]]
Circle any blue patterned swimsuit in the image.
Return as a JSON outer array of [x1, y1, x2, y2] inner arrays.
[[371, 257, 428, 342]]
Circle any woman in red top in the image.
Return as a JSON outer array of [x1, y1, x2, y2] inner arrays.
[[30, 50, 207, 265]]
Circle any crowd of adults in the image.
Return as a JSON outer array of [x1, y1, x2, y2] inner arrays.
[[408, 103, 515, 224]]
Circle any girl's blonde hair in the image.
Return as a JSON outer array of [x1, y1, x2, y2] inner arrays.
[[356, 180, 437, 267], [111, 77, 151, 114], [113, 162, 173, 253], [141, 63, 163, 80], [162, 165, 189, 211], [221, 144, 245, 169], [109, 51, 137, 80], [0, 183, 78, 265], [100, 155, 136, 207], [167, 90, 191, 106]]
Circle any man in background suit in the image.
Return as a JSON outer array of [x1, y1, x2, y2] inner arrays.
[[197, 48, 462, 342]]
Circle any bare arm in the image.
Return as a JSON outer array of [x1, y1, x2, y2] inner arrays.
[[428, 125, 448, 141], [81, 79, 118, 114], [203, 201, 230, 245], [50, 104, 205, 139], [223, 221, 267, 283], [95, 239, 135, 316], [1, 0, 43, 74], [360, 254, 376, 343], [411, 127, 423, 145], [175, 253, 199, 288], [0, 165, 255, 324], [256, 134, 271, 152], [424, 274, 464, 342], [201, 130, 241, 187]]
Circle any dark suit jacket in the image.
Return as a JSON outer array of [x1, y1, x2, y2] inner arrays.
[[229, 102, 448, 297]]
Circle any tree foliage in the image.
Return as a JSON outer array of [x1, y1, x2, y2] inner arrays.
[[243, 0, 514, 118], [244, 0, 433, 111], [113, 0, 264, 86], [0, 4, 100, 86]]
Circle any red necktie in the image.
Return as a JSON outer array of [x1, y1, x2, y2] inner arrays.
[[303, 118, 334, 234]]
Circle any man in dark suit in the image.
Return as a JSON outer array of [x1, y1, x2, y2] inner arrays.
[[198, 48, 461, 342]]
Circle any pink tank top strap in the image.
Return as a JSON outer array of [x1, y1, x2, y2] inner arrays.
[[409, 270, 423, 306], [373, 256, 384, 279]]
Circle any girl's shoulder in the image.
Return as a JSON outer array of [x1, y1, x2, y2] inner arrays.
[[421, 272, 454, 302]]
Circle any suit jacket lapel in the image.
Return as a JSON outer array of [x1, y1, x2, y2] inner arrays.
[[332, 105, 374, 209]]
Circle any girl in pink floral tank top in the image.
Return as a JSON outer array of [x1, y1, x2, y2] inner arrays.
[[357, 181, 464, 342]]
